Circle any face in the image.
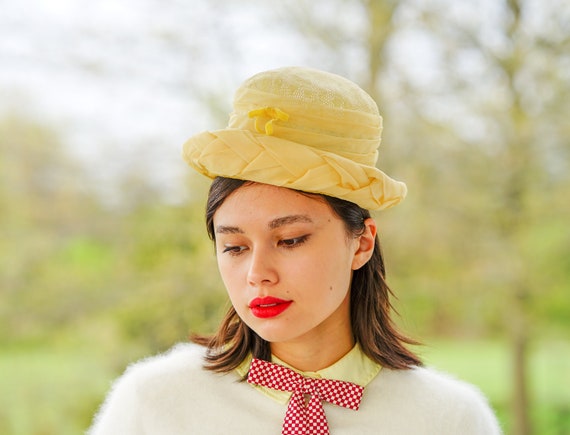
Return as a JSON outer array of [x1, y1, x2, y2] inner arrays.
[[213, 183, 373, 350]]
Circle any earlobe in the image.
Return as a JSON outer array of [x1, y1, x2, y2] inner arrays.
[[351, 218, 377, 270]]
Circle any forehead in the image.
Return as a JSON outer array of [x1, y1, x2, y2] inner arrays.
[[214, 183, 333, 224]]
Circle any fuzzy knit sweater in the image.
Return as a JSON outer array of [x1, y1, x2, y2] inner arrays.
[[88, 343, 502, 434]]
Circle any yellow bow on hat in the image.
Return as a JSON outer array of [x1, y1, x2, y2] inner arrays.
[[248, 107, 290, 136]]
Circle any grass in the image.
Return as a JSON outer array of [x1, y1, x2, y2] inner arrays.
[[0, 345, 119, 435], [0, 338, 568, 434], [420, 338, 570, 435]]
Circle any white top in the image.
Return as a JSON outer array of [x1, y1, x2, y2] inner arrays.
[[88, 343, 502, 434]]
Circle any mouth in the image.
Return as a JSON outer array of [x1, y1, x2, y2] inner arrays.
[[249, 296, 293, 318]]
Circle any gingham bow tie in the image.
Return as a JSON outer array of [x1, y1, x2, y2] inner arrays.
[[247, 358, 364, 435]]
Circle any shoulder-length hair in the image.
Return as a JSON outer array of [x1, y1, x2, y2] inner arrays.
[[192, 177, 422, 371]]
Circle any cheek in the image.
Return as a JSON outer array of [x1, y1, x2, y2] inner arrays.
[[314, 252, 354, 293], [218, 268, 245, 312], [217, 259, 240, 293]]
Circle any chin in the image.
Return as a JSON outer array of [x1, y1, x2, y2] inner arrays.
[[248, 323, 300, 344]]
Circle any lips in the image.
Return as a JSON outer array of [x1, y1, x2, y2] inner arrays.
[[249, 296, 292, 318]]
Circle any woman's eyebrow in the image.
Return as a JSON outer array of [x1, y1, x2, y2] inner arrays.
[[215, 215, 313, 233], [215, 225, 244, 234], [268, 214, 313, 230]]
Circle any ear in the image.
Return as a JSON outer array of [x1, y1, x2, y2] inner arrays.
[[351, 218, 377, 270]]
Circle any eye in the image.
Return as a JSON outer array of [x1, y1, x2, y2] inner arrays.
[[222, 245, 248, 256], [278, 235, 309, 248]]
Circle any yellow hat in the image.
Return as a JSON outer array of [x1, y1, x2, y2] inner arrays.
[[182, 66, 407, 210]]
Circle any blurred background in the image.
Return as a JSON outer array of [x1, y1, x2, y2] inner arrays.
[[1, 0, 569, 434]]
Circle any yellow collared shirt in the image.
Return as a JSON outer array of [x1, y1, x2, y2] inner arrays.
[[236, 343, 382, 404]]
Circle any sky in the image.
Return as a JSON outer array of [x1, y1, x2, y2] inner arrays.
[[0, 0, 312, 202]]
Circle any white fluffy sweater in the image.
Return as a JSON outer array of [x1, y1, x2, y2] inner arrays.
[[88, 343, 502, 434]]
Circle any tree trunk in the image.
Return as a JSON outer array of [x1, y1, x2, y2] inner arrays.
[[511, 286, 531, 435]]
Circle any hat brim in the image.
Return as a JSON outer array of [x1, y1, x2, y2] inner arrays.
[[182, 129, 407, 211]]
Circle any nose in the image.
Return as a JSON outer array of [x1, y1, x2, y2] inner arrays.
[[247, 247, 278, 287]]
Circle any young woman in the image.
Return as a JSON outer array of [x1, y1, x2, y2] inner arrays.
[[89, 67, 501, 434]]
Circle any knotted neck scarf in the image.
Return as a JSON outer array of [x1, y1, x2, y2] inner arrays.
[[247, 358, 364, 435]]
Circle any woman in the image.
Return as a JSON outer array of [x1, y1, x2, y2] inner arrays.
[[89, 67, 501, 434]]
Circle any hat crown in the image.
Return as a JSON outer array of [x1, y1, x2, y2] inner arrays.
[[240, 67, 379, 114], [229, 67, 382, 165]]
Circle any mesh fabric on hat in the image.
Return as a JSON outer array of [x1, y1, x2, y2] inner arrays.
[[182, 66, 406, 210]]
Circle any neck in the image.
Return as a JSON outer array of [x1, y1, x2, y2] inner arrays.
[[271, 337, 354, 372], [269, 303, 354, 371]]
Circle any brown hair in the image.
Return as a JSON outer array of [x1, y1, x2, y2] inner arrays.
[[192, 177, 422, 370]]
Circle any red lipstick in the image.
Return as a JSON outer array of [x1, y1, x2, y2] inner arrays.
[[249, 296, 292, 318]]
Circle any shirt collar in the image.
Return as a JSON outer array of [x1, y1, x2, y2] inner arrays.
[[235, 343, 381, 404]]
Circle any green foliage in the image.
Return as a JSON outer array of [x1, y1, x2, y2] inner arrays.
[[0, 345, 120, 435], [0, 116, 226, 350], [104, 194, 228, 350]]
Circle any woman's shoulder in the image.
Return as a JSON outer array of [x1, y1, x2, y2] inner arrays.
[[120, 342, 207, 379], [366, 365, 502, 434], [376, 364, 492, 407], [88, 343, 235, 434], [111, 342, 235, 396]]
